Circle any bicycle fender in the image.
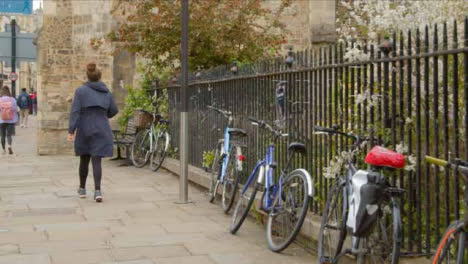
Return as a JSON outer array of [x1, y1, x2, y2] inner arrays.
[[290, 169, 314, 197], [164, 132, 170, 151], [236, 146, 243, 172]]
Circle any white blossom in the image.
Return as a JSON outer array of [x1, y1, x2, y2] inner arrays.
[[396, 142, 408, 154], [405, 155, 417, 172]]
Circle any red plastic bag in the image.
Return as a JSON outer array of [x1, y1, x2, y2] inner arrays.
[[365, 146, 405, 169]]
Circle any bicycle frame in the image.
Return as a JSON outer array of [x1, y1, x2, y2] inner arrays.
[[153, 124, 170, 152], [240, 144, 286, 212], [219, 125, 232, 183]]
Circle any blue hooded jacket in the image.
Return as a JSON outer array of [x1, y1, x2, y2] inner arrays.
[[69, 82, 118, 157]]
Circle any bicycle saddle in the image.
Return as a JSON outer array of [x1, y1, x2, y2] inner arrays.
[[288, 142, 307, 155], [228, 128, 247, 138], [365, 146, 405, 169]]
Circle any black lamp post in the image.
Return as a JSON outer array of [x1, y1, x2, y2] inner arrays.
[[178, 0, 190, 204], [379, 35, 393, 129], [379, 36, 393, 57], [285, 46, 294, 69], [230, 60, 238, 75]]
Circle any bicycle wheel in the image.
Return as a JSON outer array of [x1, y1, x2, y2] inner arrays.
[[230, 165, 260, 234], [222, 146, 241, 213], [318, 181, 347, 264], [432, 221, 466, 264], [131, 130, 151, 168], [208, 142, 222, 203], [357, 198, 402, 264], [150, 132, 169, 172], [266, 169, 311, 252]]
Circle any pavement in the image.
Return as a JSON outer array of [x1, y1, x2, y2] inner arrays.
[[0, 116, 317, 264]]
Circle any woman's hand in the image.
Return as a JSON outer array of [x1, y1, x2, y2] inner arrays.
[[67, 133, 75, 142]]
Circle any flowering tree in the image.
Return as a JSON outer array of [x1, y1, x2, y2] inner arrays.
[[337, 0, 467, 48], [109, 0, 291, 74], [322, 0, 468, 178]]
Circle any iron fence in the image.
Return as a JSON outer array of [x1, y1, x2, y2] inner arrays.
[[163, 18, 468, 255]]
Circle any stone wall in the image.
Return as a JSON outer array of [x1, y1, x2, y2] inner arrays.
[[267, 0, 336, 51], [36, 0, 135, 155]]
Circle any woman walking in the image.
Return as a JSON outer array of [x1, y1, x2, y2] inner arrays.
[[0, 86, 18, 155], [68, 63, 118, 202]]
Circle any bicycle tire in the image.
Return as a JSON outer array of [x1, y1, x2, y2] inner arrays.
[[209, 142, 222, 203], [357, 197, 402, 264], [150, 132, 169, 172], [230, 165, 260, 234], [131, 130, 151, 168], [222, 146, 241, 214], [318, 181, 347, 264], [432, 220, 466, 264], [266, 169, 311, 252]]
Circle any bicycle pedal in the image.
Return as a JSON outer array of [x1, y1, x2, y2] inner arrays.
[[319, 256, 333, 264]]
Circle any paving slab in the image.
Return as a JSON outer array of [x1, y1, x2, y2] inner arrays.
[[0, 117, 317, 263], [50, 249, 113, 264], [154, 255, 215, 264], [112, 245, 190, 261], [0, 254, 51, 264]]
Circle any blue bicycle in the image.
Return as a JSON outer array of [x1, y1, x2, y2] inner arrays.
[[207, 106, 247, 213], [230, 116, 314, 252]]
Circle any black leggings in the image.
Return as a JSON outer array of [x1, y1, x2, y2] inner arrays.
[[79, 155, 102, 190], [0, 123, 13, 150]]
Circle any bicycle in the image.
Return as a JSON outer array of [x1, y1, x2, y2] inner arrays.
[[130, 109, 170, 172], [207, 105, 247, 213], [316, 125, 405, 264], [230, 116, 314, 252], [425, 155, 468, 264]]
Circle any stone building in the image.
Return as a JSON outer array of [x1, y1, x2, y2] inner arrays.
[[269, 0, 336, 50], [36, 0, 335, 155], [0, 10, 42, 95]]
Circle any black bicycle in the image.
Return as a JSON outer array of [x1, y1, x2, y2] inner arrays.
[[425, 156, 468, 264], [316, 125, 405, 264]]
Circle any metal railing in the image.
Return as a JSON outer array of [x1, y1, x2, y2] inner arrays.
[[163, 18, 468, 256]]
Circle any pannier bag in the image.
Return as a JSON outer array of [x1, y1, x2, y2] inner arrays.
[[346, 170, 384, 237]]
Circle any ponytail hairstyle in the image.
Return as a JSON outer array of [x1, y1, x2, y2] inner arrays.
[[86, 63, 102, 82], [1, 86, 11, 97]]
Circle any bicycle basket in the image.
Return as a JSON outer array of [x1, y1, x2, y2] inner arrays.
[[134, 109, 154, 129]]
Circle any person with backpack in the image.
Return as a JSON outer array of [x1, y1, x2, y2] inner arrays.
[[68, 63, 118, 202], [17, 88, 32, 128], [0, 86, 18, 155]]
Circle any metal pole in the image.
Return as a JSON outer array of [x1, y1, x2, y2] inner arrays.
[[11, 19, 16, 98], [1, 60, 3, 87], [178, 0, 190, 203]]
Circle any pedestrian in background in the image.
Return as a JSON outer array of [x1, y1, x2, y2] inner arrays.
[[17, 88, 32, 128], [68, 63, 118, 202], [32, 91, 37, 116], [0, 86, 18, 155]]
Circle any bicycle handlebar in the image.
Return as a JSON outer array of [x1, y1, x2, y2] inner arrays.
[[207, 105, 232, 119], [425, 155, 468, 175], [248, 116, 285, 138], [314, 125, 360, 141]]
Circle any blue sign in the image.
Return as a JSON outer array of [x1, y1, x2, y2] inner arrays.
[[0, 1, 33, 15]]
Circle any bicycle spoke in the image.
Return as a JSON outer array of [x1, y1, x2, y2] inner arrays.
[[267, 170, 310, 252]]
